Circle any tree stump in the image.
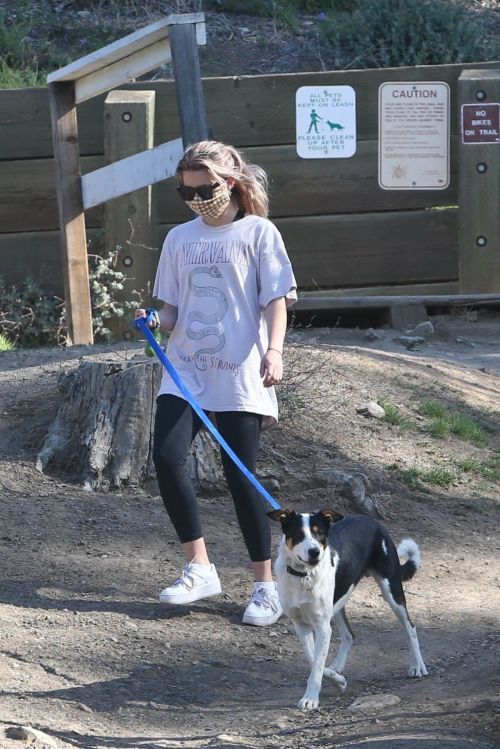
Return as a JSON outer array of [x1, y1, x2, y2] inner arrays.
[[36, 358, 224, 492]]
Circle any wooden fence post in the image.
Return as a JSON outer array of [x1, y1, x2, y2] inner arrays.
[[458, 69, 500, 293], [169, 22, 210, 146], [48, 81, 93, 344], [103, 90, 157, 341]]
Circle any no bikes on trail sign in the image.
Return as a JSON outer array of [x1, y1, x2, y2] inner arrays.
[[296, 85, 356, 159], [461, 103, 500, 144]]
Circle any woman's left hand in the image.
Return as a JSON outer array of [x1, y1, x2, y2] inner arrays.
[[261, 348, 283, 388]]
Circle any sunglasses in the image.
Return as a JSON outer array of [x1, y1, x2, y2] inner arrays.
[[177, 182, 220, 201]]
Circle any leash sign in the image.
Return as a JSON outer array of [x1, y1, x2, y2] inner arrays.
[[296, 85, 356, 159]]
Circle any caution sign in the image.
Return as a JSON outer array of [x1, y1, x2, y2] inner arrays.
[[462, 104, 500, 144], [379, 82, 450, 190], [296, 86, 356, 159]]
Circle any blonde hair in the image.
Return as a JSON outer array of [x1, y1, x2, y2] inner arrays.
[[176, 140, 269, 218]]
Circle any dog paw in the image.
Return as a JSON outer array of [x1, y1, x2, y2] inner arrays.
[[324, 668, 347, 690], [408, 664, 428, 678], [298, 695, 319, 711]]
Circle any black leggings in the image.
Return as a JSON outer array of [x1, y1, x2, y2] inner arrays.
[[153, 394, 271, 562]]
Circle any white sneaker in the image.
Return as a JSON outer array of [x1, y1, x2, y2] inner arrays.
[[159, 562, 221, 605], [242, 583, 282, 626]]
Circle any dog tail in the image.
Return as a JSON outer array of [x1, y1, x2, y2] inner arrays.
[[397, 538, 421, 581]]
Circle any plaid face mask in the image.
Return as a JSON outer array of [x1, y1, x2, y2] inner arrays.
[[186, 181, 232, 220]]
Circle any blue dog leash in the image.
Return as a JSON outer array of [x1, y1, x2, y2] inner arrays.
[[134, 312, 281, 511]]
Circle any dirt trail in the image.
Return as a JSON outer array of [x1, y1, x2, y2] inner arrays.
[[0, 313, 499, 749]]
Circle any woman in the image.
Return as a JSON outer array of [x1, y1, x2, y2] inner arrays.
[[136, 140, 296, 626]]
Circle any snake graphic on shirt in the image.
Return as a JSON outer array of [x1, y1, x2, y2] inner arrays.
[[186, 266, 228, 370]]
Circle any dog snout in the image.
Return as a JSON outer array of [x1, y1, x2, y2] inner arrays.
[[308, 547, 320, 561]]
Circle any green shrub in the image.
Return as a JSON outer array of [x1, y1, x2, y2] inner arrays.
[[321, 0, 499, 69], [206, 0, 355, 24], [88, 251, 142, 341], [378, 398, 413, 428], [0, 251, 143, 347], [420, 466, 454, 487], [454, 454, 500, 483], [448, 413, 489, 447], [0, 10, 28, 69], [417, 398, 492, 447], [0, 332, 14, 352], [418, 399, 447, 419], [0, 276, 65, 347]]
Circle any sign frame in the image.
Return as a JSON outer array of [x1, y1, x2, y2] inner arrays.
[[461, 103, 500, 144], [296, 85, 357, 159], [378, 81, 450, 191]]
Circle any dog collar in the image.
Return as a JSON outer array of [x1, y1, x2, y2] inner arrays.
[[286, 564, 308, 578]]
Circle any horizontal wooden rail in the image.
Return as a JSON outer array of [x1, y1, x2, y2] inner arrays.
[[81, 138, 183, 209], [295, 292, 500, 310], [47, 13, 205, 91], [0, 143, 459, 235], [155, 208, 458, 288], [2, 61, 499, 160]]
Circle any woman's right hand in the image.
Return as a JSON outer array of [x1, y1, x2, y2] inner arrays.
[[134, 309, 159, 329]]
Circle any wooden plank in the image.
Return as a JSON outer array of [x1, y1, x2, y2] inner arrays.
[[0, 88, 55, 161], [1, 139, 458, 235], [104, 90, 157, 341], [1, 210, 461, 305], [0, 141, 459, 236], [75, 40, 172, 104], [47, 14, 204, 83], [0, 231, 64, 293], [3, 61, 499, 160], [82, 138, 183, 209], [298, 281, 459, 298], [458, 69, 500, 293], [156, 142, 459, 223], [48, 81, 93, 345], [0, 226, 460, 305], [157, 209, 458, 288], [195, 61, 500, 147], [295, 292, 500, 310], [170, 22, 209, 147], [0, 156, 103, 233], [277, 211, 458, 288]]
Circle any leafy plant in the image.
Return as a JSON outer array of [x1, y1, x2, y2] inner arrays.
[[388, 462, 454, 489], [0, 250, 144, 348], [448, 413, 489, 447], [88, 251, 143, 341], [0, 276, 65, 347], [418, 399, 446, 419], [378, 398, 413, 428], [454, 454, 500, 483], [418, 399, 490, 447], [0, 332, 14, 352], [388, 464, 424, 490], [420, 466, 454, 487], [321, 0, 499, 69]]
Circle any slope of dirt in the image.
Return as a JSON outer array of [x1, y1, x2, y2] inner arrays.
[[0, 311, 499, 749]]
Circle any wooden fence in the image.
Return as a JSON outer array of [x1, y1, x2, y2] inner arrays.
[[1, 60, 499, 306]]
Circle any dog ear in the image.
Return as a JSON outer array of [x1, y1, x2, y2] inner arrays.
[[267, 508, 294, 523], [318, 508, 344, 524]]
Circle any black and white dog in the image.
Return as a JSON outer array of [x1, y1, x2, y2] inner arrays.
[[268, 509, 427, 711]]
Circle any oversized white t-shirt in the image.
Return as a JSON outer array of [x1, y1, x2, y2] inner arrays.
[[153, 214, 297, 427]]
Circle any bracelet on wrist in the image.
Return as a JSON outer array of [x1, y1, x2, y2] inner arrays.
[[267, 347, 283, 355]]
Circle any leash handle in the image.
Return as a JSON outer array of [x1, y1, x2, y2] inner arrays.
[[142, 309, 162, 357], [134, 315, 281, 511]]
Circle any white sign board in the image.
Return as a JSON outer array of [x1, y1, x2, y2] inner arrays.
[[379, 82, 450, 190], [296, 85, 356, 159]]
